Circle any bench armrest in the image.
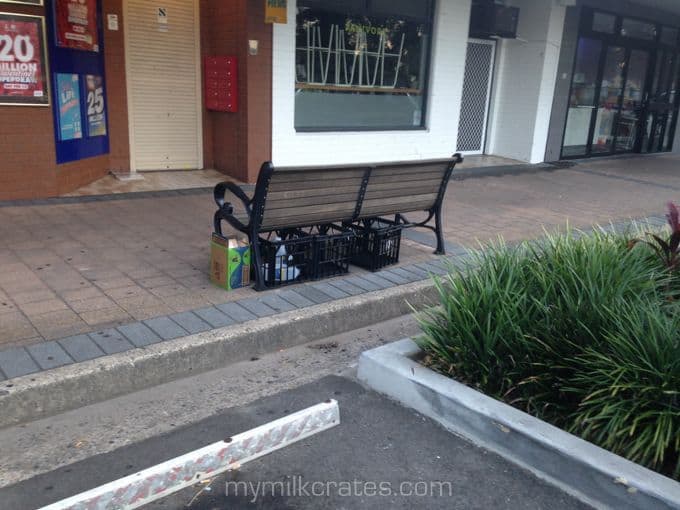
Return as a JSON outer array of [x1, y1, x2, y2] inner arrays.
[[214, 209, 249, 236], [214, 181, 253, 215]]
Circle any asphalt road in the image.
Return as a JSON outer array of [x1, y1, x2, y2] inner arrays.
[[2, 374, 590, 510]]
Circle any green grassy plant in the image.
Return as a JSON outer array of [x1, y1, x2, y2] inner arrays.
[[417, 228, 680, 479]]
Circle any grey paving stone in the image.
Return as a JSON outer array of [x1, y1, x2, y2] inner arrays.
[[26, 341, 73, 370], [215, 302, 258, 323], [193, 307, 235, 329], [236, 298, 277, 317], [143, 316, 189, 341], [400, 228, 460, 253], [449, 256, 474, 270], [117, 322, 162, 347], [88, 329, 134, 355], [275, 289, 315, 308], [344, 275, 381, 292], [447, 246, 470, 257], [414, 262, 448, 276], [424, 257, 449, 269], [58, 334, 105, 362], [399, 265, 429, 279], [258, 294, 297, 313], [646, 216, 666, 226], [310, 282, 349, 300], [169, 311, 211, 334], [378, 270, 410, 285], [611, 222, 632, 234], [327, 279, 366, 296], [0, 347, 40, 379], [632, 218, 653, 227], [296, 285, 334, 304], [387, 267, 421, 283], [360, 273, 397, 290]]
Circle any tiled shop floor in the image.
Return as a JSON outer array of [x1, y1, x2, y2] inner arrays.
[[0, 153, 679, 350]]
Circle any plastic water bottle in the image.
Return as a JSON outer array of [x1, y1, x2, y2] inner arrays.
[[286, 254, 300, 280], [275, 241, 287, 281], [261, 237, 300, 283]]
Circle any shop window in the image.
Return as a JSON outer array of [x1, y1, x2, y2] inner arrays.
[[661, 26, 679, 47], [621, 18, 657, 41], [294, 0, 434, 131], [592, 12, 616, 34]]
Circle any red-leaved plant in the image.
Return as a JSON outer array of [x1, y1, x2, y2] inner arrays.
[[630, 202, 680, 271]]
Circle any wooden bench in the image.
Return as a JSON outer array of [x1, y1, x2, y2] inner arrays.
[[214, 154, 463, 289]]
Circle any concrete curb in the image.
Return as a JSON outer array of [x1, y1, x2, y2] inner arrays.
[[357, 339, 680, 510], [0, 281, 439, 429]]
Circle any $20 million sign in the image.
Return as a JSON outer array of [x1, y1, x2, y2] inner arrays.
[[0, 12, 49, 105]]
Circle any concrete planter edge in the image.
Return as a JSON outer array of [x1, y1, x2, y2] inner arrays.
[[357, 338, 680, 510]]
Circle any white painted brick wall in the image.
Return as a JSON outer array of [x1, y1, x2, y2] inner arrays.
[[486, 0, 565, 163], [271, 0, 471, 166]]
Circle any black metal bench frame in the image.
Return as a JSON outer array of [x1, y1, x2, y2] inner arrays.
[[214, 154, 463, 290]]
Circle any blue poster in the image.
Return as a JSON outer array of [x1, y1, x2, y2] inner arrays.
[[56, 73, 82, 141]]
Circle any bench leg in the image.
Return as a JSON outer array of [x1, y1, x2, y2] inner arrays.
[[251, 233, 267, 292], [434, 206, 446, 255]]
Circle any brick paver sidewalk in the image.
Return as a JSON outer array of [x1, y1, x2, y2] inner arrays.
[[0, 153, 678, 353]]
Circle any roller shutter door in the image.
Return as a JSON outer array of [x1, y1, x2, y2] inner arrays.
[[125, 0, 202, 170]]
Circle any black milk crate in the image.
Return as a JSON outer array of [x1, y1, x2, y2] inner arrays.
[[350, 222, 402, 272], [258, 230, 314, 289], [312, 227, 356, 280]]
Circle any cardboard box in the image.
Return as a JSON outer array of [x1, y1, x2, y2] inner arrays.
[[210, 233, 251, 290]]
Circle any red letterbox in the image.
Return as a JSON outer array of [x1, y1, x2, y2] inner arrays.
[[204, 56, 238, 112]]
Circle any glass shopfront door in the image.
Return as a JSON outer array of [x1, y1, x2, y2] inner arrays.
[[561, 10, 680, 159], [563, 40, 651, 157], [612, 48, 648, 153], [562, 38, 602, 157], [641, 48, 680, 153]]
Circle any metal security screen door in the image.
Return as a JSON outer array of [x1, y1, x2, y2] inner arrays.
[[457, 39, 496, 154]]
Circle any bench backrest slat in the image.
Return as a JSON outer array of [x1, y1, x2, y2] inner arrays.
[[358, 160, 453, 219], [258, 166, 368, 231]]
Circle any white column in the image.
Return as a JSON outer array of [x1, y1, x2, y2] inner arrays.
[[487, 0, 566, 163]]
